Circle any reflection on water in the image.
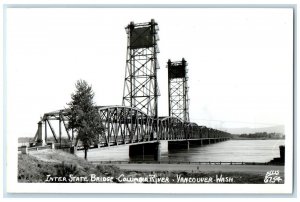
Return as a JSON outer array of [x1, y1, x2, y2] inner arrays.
[[76, 139, 285, 163]]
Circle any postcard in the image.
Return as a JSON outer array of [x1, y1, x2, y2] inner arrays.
[[4, 4, 294, 195]]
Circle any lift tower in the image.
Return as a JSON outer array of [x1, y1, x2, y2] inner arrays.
[[122, 19, 160, 118], [167, 58, 190, 122]]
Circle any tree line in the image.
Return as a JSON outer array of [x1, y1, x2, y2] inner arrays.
[[239, 132, 285, 139]]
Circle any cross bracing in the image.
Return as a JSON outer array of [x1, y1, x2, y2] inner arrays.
[[122, 19, 160, 118], [33, 105, 231, 148], [167, 58, 190, 122]]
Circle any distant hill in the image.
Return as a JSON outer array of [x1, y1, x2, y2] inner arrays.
[[222, 125, 285, 135]]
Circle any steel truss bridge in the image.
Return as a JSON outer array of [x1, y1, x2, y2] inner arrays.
[[33, 105, 230, 148], [32, 19, 231, 150]]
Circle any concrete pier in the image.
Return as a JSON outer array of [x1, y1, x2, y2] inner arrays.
[[188, 139, 203, 147], [21, 146, 28, 154], [47, 142, 55, 149], [168, 138, 229, 151], [129, 141, 161, 161], [168, 140, 190, 150], [70, 146, 77, 154], [36, 121, 44, 146], [202, 139, 209, 145]]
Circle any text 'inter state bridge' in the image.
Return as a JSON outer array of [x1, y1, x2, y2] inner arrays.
[[31, 19, 231, 160]]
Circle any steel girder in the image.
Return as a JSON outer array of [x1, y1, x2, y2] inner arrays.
[[36, 106, 158, 146], [158, 116, 185, 140], [35, 106, 231, 146], [39, 109, 73, 145], [97, 106, 155, 146]]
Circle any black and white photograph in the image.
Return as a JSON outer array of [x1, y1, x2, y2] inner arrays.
[[3, 2, 295, 195]]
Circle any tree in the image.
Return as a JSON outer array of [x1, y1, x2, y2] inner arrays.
[[67, 80, 105, 160]]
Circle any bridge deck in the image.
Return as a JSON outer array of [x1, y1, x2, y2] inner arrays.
[[74, 137, 230, 150]]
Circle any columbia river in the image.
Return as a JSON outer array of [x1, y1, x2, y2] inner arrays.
[[76, 139, 285, 163]]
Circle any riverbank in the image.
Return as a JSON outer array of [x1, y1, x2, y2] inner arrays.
[[18, 150, 122, 183], [18, 149, 284, 184]]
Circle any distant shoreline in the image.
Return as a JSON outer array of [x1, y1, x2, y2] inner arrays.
[[230, 137, 285, 140]]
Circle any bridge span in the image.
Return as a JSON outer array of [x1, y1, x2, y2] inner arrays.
[[32, 105, 230, 146], [30, 105, 230, 161]]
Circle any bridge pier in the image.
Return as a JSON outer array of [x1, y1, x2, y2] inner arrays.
[[70, 146, 77, 154], [129, 142, 161, 161], [188, 139, 202, 147], [36, 121, 44, 146], [206, 139, 210, 144], [21, 146, 28, 154], [168, 137, 228, 150], [168, 140, 190, 150]]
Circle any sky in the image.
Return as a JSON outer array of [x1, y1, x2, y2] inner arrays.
[[6, 8, 293, 137]]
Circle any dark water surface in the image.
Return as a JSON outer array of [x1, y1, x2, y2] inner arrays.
[[77, 139, 284, 163]]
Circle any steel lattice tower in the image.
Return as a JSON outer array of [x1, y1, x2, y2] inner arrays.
[[167, 58, 190, 122], [122, 19, 160, 118]]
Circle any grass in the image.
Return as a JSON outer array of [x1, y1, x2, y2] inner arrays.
[[18, 150, 121, 183]]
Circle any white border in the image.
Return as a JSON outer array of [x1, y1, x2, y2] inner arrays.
[[2, 0, 297, 196]]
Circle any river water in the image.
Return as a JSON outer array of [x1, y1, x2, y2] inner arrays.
[[76, 139, 285, 163]]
